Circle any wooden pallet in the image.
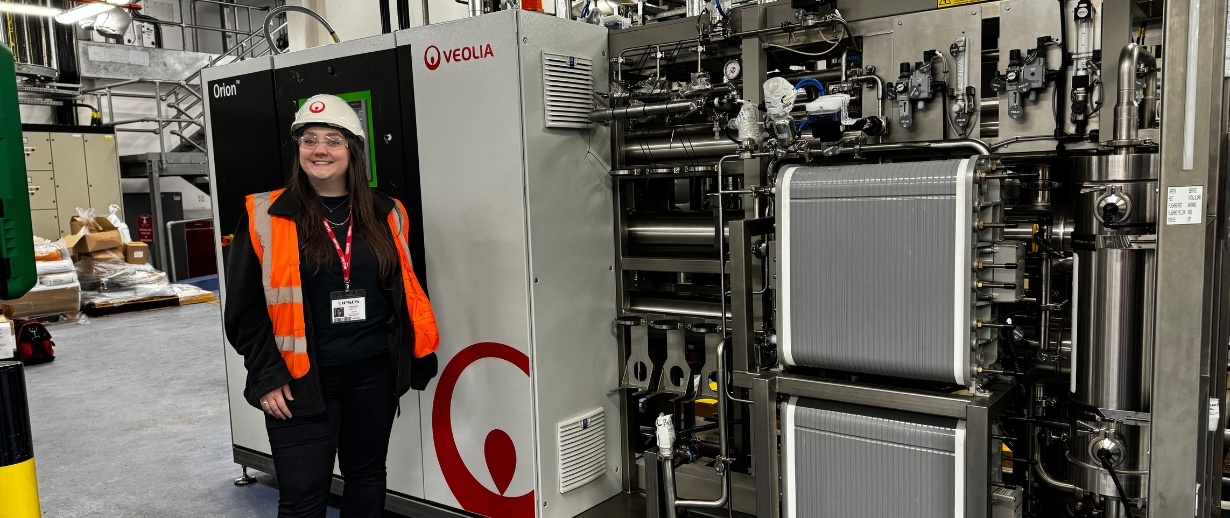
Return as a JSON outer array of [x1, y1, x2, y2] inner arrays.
[[84, 295, 180, 316]]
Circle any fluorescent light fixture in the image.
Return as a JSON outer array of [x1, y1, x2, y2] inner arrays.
[[54, 3, 114, 24], [0, 2, 62, 17]]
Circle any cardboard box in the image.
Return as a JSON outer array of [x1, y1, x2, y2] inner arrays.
[[124, 242, 149, 265], [0, 316, 13, 360], [65, 216, 123, 254], [88, 249, 125, 262], [1, 282, 81, 320]]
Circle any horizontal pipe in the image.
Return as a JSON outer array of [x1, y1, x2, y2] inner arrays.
[[623, 137, 741, 163], [812, 138, 991, 156], [591, 100, 701, 122], [627, 213, 729, 248], [628, 295, 729, 319]]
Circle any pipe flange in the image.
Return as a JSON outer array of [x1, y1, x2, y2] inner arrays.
[[614, 315, 645, 327], [651, 319, 684, 330], [1089, 436, 1125, 468]]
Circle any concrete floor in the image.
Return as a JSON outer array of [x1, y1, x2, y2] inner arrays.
[[19, 302, 675, 518], [21, 302, 336, 518]]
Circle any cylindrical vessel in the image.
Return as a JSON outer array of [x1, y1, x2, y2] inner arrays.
[[0, 361, 41, 516], [622, 137, 740, 163], [0, 1, 60, 81], [1068, 153, 1158, 503], [626, 211, 729, 250]]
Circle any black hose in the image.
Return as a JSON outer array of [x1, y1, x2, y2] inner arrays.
[[999, 327, 1029, 399], [1097, 449, 1133, 514]]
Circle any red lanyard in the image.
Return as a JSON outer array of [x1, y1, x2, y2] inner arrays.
[[322, 215, 353, 290]]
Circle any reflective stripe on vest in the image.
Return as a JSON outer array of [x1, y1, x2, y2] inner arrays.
[[246, 190, 441, 376], [247, 190, 310, 379], [388, 200, 440, 358]]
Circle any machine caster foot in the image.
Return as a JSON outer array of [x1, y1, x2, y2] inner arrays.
[[234, 466, 257, 486]]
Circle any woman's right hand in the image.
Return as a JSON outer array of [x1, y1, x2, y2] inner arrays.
[[260, 384, 294, 420]]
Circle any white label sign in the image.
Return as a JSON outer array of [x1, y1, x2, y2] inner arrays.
[[1166, 186, 1204, 225]]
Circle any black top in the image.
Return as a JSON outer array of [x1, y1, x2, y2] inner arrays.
[[301, 195, 393, 367]]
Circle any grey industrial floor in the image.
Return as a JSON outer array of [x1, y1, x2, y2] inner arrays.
[[20, 302, 333, 518], [19, 302, 715, 518]]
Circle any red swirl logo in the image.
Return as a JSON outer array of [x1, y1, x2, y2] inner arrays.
[[308, 101, 325, 113], [432, 342, 534, 518], [424, 45, 442, 71]]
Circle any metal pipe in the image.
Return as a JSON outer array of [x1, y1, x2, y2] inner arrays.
[[555, 0, 571, 18], [661, 456, 680, 518], [850, 75, 884, 117], [469, 0, 484, 17], [263, 5, 338, 55], [811, 138, 992, 156], [628, 295, 730, 319], [590, 100, 701, 122], [1033, 428, 1077, 492], [627, 213, 729, 248], [671, 338, 733, 509], [623, 138, 740, 163], [1113, 43, 1157, 144], [623, 137, 741, 163]]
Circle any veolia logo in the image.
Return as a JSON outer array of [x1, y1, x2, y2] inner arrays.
[[424, 45, 442, 70], [424, 43, 494, 71], [212, 82, 238, 98]]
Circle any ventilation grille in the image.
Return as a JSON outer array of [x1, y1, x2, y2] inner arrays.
[[542, 52, 594, 129], [557, 407, 606, 494]]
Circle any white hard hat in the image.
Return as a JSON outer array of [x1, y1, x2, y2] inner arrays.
[[291, 94, 365, 140]]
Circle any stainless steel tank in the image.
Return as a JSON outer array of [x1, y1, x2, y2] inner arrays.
[[0, 1, 60, 81], [1068, 153, 1158, 506]]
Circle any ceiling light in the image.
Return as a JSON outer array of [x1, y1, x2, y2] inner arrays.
[[92, 8, 131, 37], [0, 2, 62, 17], [54, 3, 114, 24]]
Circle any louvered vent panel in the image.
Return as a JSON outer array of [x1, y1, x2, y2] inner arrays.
[[543, 52, 594, 129], [557, 407, 606, 493]]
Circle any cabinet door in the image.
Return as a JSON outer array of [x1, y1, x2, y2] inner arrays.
[[22, 132, 51, 171], [49, 133, 91, 225], [31, 209, 61, 240], [83, 134, 123, 213], [27, 170, 56, 210]]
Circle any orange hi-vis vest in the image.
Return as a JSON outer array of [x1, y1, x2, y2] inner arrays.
[[245, 188, 440, 379]]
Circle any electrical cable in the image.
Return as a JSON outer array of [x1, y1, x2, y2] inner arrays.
[[1097, 449, 1134, 515], [764, 42, 842, 58]]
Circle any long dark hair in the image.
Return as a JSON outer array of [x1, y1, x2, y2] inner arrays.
[[285, 131, 399, 281]]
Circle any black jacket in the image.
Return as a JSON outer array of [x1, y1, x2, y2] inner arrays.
[[224, 191, 438, 417]]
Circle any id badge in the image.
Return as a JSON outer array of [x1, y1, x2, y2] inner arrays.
[[330, 289, 366, 324]]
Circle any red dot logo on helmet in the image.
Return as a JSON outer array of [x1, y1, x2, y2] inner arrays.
[[424, 45, 442, 71], [308, 101, 326, 113], [433, 342, 534, 518]]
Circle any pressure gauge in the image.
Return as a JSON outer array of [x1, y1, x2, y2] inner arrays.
[[724, 60, 742, 81], [1005, 70, 1019, 82], [1075, 6, 1090, 19]]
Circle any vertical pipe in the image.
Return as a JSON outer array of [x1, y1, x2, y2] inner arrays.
[[555, 0, 571, 19], [0, 361, 41, 517]]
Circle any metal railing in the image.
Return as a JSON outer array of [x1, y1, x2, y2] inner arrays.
[[82, 19, 286, 156]]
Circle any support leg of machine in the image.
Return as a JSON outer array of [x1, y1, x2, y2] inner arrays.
[[752, 376, 779, 518], [233, 466, 257, 486]]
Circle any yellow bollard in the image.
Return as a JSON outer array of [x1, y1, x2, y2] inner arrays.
[[0, 360, 41, 517]]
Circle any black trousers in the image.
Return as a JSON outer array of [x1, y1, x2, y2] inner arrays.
[[266, 354, 396, 518]]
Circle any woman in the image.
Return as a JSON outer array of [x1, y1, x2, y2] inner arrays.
[[224, 93, 439, 517]]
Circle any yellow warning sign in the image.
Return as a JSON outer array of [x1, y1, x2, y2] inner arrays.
[[938, 0, 986, 7]]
